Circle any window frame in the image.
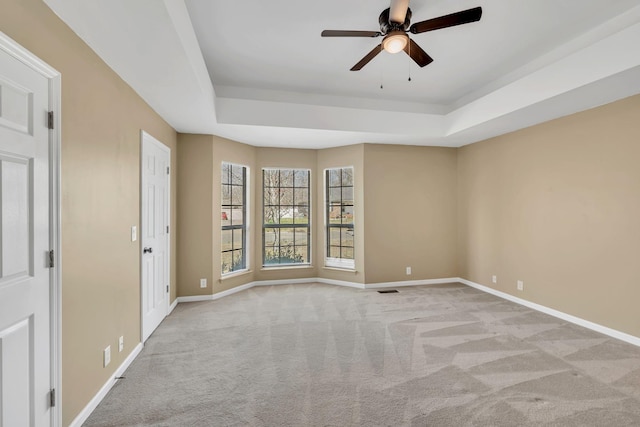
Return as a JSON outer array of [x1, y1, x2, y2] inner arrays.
[[262, 168, 312, 267], [221, 162, 249, 276], [325, 166, 355, 270]]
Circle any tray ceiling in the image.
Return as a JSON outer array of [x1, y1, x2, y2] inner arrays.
[[44, 0, 640, 148]]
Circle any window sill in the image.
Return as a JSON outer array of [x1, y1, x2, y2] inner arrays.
[[261, 264, 314, 272], [220, 269, 252, 281], [323, 266, 357, 273]]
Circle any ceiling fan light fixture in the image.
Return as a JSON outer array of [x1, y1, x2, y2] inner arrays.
[[382, 31, 408, 54]]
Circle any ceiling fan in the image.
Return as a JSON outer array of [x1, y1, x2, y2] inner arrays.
[[321, 0, 482, 71]]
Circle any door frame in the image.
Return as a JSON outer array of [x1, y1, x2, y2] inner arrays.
[[0, 31, 62, 426], [139, 130, 171, 342]]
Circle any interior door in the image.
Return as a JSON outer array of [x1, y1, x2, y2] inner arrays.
[[0, 45, 52, 425], [141, 131, 170, 342]]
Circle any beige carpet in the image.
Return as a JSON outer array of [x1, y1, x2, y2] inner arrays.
[[84, 283, 640, 426]]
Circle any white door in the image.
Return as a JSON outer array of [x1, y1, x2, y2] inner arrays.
[[0, 45, 52, 425], [141, 131, 170, 342]]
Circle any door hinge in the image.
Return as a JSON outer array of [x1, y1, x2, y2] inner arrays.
[[48, 111, 54, 130], [49, 389, 56, 407], [166, 285, 169, 293], [48, 250, 55, 268], [166, 166, 170, 175], [166, 225, 169, 233]]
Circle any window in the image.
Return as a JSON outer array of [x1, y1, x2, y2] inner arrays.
[[263, 169, 311, 266], [221, 163, 247, 274], [325, 167, 354, 269]]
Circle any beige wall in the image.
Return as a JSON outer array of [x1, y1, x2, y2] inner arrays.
[[363, 144, 458, 283], [0, 0, 178, 424], [458, 94, 640, 337], [177, 134, 214, 296], [177, 134, 258, 297]]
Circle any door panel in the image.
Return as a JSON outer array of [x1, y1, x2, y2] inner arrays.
[[0, 77, 32, 134], [0, 45, 51, 427], [0, 155, 31, 280], [143, 256, 154, 314], [141, 132, 170, 342], [155, 251, 165, 306], [0, 317, 32, 424], [146, 183, 155, 239]]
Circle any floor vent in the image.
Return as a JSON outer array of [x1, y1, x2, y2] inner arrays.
[[378, 289, 399, 294]]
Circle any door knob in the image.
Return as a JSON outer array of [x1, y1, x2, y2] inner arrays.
[[143, 247, 153, 254]]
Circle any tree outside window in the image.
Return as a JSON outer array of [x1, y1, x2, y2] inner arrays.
[[263, 169, 311, 265]]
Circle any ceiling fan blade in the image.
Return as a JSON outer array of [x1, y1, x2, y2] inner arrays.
[[409, 7, 482, 34], [389, 0, 410, 24], [350, 44, 382, 71], [321, 30, 381, 37], [403, 39, 433, 67]]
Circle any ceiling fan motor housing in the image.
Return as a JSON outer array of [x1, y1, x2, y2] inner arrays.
[[379, 7, 412, 34]]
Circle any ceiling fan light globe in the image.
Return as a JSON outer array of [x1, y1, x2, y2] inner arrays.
[[383, 33, 408, 54]]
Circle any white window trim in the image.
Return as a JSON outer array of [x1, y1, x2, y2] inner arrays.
[[261, 167, 312, 267], [325, 257, 355, 270], [323, 166, 355, 270], [221, 162, 250, 275]]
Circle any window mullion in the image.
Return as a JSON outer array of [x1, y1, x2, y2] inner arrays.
[[263, 168, 310, 266], [325, 167, 354, 268], [221, 163, 247, 275]]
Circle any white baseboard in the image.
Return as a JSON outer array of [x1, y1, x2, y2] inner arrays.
[[458, 278, 640, 348], [210, 281, 256, 300], [364, 277, 459, 289], [253, 278, 318, 287], [318, 277, 365, 289], [176, 278, 363, 303], [69, 342, 143, 427], [168, 298, 178, 314], [176, 294, 214, 303], [176, 281, 256, 304], [176, 277, 464, 300]]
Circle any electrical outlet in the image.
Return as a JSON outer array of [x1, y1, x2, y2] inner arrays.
[[118, 336, 124, 352], [517, 280, 524, 291], [406, 266, 412, 275], [492, 275, 497, 284], [200, 278, 207, 288], [104, 346, 111, 367]]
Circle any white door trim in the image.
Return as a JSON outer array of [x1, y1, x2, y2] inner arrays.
[[140, 130, 171, 342], [0, 31, 62, 427]]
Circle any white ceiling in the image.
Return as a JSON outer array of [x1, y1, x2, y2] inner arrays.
[[44, 0, 640, 149]]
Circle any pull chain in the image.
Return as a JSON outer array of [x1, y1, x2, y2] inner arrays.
[[408, 40, 412, 82], [380, 45, 384, 89]]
